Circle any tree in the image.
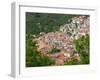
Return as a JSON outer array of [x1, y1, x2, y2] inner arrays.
[[26, 35, 54, 67], [26, 12, 77, 35], [74, 34, 90, 64], [49, 48, 61, 54]]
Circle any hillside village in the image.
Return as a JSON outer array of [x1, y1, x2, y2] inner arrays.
[[31, 15, 90, 65]]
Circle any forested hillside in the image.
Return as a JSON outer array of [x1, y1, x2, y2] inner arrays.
[[26, 12, 77, 35]]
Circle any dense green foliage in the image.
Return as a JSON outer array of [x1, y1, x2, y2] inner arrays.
[[26, 35, 54, 67], [26, 12, 77, 35], [65, 58, 82, 65], [65, 35, 89, 65], [74, 34, 90, 64], [49, 48, 61, 54]]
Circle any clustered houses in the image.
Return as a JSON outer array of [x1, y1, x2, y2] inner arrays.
[[37, 31, 73, 53], [33, 16, 89, 65], [60, 16, 89, 39], [36, 31, 74, 65]]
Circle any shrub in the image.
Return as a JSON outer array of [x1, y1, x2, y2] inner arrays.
[[49, 48, 61, 54]]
